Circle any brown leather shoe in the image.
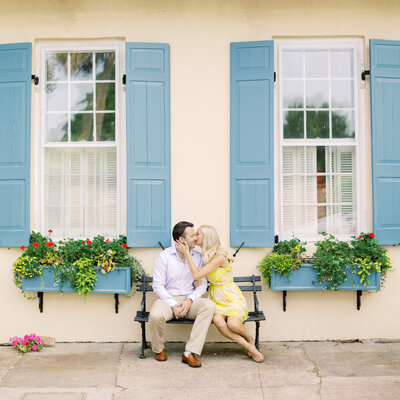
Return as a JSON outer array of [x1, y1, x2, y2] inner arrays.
[[181, 352, 202, 367], [155, 349, 167, 361]]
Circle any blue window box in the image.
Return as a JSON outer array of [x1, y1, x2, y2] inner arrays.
[[270, 264, 380, 311], [22, 266, 132, 294]]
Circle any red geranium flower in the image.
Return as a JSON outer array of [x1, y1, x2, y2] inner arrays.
[[106, 239, 109, 242], [20, 245, 25, 250], [86, 240, 92, 246], [358, 235, 363, 239], [25, 341, 29, 346], [32, 242, 39, 248], [46, 241, 54, 247], [368, 233, 375, 238], [122, 244, 128, 249], [48, 229, 53, 233]]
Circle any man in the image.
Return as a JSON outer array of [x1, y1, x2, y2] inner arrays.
[[149, 221, 215, 368]]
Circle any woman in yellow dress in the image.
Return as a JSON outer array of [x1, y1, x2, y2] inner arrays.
[[175, 225, 264, 363]]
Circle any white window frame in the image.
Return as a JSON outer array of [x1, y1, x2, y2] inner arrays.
[[274, 38, 367, 242], [34, 39, 126, 240]]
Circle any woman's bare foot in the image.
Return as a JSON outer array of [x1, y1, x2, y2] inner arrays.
[[248, 344, 264, 363]]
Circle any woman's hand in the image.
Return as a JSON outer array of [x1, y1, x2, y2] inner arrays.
[[175, 240, 190, 257]]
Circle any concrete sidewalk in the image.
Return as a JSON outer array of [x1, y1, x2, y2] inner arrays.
[[0, 341, 399, 400]]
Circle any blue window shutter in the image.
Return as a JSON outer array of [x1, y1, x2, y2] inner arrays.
[[230, 41, 274, 247], [0, 43, 31, 247], [370, 39, 400, 245], [126, 43, 171, 247]]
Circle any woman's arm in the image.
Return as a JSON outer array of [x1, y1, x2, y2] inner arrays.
[[175, 241, 228, 279]]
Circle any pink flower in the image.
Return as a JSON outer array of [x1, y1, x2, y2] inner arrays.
[[32, 242, 39, 248], [32, 345, 38, 351], [122, 244, 128, 249], [368, 233, 375, 238], [12, 340, 17, 347]]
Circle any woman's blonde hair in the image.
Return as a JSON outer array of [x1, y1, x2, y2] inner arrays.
[[199, 225, 232, 264]]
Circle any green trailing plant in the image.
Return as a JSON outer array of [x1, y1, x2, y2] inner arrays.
[[311, 234, 353, 290], [13, 231, 146, 296], [71, 257, 97, 299], [350, 232, 392, 287], [258, 238, 307, 286]]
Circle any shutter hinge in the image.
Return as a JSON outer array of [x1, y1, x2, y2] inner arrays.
[[122, 74, 126, 85], [361, 70, 370, 81], [233, 241, 244, 257], [274, 72, 276, 82], [274, 235, 279, 244], [31, 75, 39, 85]]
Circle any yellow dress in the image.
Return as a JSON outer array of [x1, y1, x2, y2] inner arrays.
[[208, 265, 248, 323]]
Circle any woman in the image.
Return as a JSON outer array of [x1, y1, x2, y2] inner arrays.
[[175, 225, 264, 363]]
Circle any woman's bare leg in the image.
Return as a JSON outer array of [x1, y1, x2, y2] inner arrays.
[[213, 314, 263, 362]]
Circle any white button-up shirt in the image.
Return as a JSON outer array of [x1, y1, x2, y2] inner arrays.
[[152, 245, 207, 307]]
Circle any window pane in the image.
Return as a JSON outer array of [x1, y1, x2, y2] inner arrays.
[[46, 53, 68, 81], [331, 80, 354, 108], [96, 113, 115, 141], [47, 113, 68, 142], [306, 80, 329, 108], [282, 50, 303, 78], [306, 111, 329, 138], [283, 111, 304, 139], [45, 148, 117, 237], [71, 83, 93, 111], [96, 52, 115, 80], [46, 83, 68, 111], [71, 53, 93, 81], [332, 110, 355, 138], [71, 113, 93, 141], [330, 50, 354, 78], [283, 80, 303, 108], [96, 83, 115, 111], [305, 50, 329, 78]]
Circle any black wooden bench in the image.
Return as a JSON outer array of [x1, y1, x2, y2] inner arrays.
[[134, 275, 266, 358]]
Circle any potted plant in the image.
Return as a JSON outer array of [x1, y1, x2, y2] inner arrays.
[[14, 231, 146, 299], [259, 233, 392, 291]]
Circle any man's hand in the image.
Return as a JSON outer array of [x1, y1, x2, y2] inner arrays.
[[172, 303, 184, 319], [193, 279, 202, 288]]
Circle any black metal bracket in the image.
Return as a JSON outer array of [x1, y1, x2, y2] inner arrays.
[[159, 242, 165, 250], [233, 242, 244, 257], [114, 294, 119, 313], [274, 235, 279, 244], [357, 290, 362, 310], [274, 72, 276, 82], [361, 70, 370, 81], [31, 75, 39, 85], [38, 292, 43, 313], [283, 290, 287, 312], [122, 74, 126, 85]]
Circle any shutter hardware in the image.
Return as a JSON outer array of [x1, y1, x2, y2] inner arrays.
[[361, 70, 370, 81], [122, 74, 126, 85], [233, 241, 244, 257], [31, 75, 39, 85]]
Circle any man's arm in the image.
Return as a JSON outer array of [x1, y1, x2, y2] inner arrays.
[[152, 253, 178, 308], [187, 254, 207, 302]]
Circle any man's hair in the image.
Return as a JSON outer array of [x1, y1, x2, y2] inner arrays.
[[172, 221, 194, 242]]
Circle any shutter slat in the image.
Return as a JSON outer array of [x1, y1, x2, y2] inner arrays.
[[370, 39, 400, 244], [0, 43, 31, 247], [230, 41, 274, 247], [126, 43, 171, 247]]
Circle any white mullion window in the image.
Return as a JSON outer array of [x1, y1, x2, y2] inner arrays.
[[276, 38, 365, 241], [36, 40, 125, 239]]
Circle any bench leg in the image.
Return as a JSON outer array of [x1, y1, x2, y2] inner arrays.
[[255, 321, 260, 351], [139, 322, 147, 359]]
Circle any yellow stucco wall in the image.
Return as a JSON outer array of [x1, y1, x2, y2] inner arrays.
[[1, 0, 400, 343]]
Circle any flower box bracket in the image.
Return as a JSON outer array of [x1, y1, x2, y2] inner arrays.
[[35, 291, 121, 314], [281, 289, 363, 312]]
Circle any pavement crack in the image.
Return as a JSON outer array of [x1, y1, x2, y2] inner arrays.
[[301, 345, 323, 400], [0, 351, 22, 383], [114, 342, 124, 388]]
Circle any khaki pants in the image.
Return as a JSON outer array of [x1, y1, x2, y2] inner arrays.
[[149, 296, 215, 355]]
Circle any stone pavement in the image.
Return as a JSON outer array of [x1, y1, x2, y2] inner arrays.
[[0, 341, 399, 400]]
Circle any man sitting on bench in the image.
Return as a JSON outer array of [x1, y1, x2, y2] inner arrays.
[[149, 221, 215, 368]]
